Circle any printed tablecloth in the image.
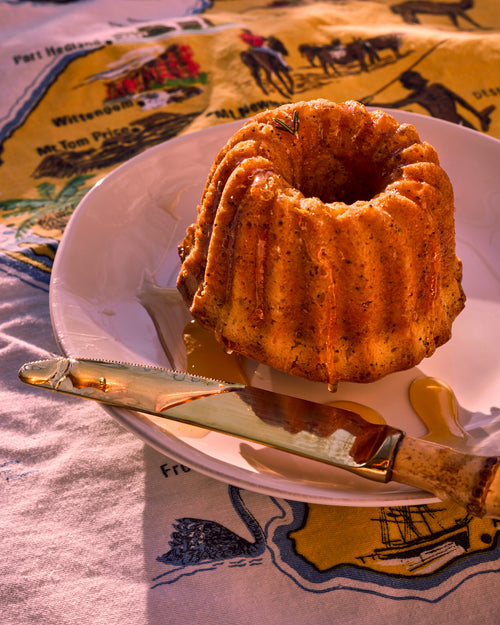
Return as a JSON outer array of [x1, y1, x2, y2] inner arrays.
[[2, 1, 500, 623]]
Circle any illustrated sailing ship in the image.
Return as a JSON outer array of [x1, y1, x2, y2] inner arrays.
[[358, 505, 470, 574]]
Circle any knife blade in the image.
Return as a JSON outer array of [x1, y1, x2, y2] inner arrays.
[[18, 357, 500, 518]]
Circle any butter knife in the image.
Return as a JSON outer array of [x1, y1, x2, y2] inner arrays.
[[18, 357, 500, 518]]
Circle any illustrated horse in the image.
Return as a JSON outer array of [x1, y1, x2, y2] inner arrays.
[[298, 43, 323, 67], [313, 39, 374, 75], [363, 34, 403, 63], [241, 36, 294, 97], [390, 0, 483, 28]]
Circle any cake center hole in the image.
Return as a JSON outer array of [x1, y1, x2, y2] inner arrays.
[[299, 154, 385, 204]]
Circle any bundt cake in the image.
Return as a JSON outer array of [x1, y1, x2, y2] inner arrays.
[[177, 99, 465, 385]]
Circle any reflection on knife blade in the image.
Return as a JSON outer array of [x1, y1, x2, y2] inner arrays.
[[18, 357, 500, 518]]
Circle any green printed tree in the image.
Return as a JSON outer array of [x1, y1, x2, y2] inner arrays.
[[0, 175, 94, 238]]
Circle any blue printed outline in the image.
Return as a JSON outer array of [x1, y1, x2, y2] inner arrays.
[[0, 46, 105, 145]]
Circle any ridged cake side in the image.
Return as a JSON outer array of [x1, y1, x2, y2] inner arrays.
[[177, 99, 465, 384]]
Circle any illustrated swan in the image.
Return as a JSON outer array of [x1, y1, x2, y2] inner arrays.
[[156, 486, 266, 566]]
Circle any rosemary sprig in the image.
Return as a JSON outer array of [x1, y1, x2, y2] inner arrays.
[[274, 110, 299, 137]]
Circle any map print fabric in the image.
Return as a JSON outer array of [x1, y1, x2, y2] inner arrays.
[[1, 2, 500, 624]]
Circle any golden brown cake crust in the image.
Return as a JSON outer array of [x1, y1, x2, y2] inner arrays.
[[177, 99, 465, 384]]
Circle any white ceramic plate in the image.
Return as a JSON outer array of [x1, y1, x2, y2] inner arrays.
[[50, 111, 500, 506]]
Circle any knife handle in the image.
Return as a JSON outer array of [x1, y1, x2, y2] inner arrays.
[[391, 436, 500, 518]]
